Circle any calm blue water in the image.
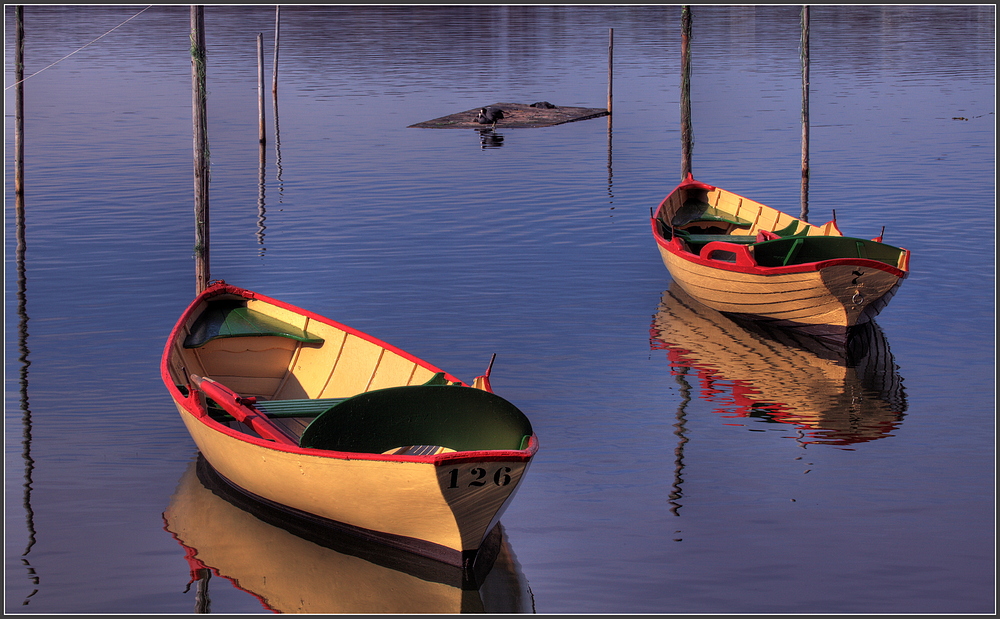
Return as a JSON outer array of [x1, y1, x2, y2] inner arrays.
[[4, 5, 995, 614]]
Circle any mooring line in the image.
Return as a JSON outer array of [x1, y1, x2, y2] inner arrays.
[[4, 5, 153, 91]]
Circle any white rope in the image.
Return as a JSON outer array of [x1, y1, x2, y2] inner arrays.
[[5, 5, 153, 91]]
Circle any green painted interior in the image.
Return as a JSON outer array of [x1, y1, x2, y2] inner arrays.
[[183, 300, 325, 348], [677, 232, 758, 245], [298, 385, 533, 453], [671, 198, 754, 228], [752, 236, 905, 268]]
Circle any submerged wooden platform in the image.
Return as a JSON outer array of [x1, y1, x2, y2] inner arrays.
[[408, 102, 609, 129]]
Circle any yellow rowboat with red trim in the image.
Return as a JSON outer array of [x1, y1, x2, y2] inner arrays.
[[160, 281, 537, 570], [163, 456, 535, 613], [651, 175, 910, 339]]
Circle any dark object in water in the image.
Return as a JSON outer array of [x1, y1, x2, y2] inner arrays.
[[478, 129, 504, 149], [530, 101, 556, 109], [409, 103, 607, 129], [476, 106, 505, 128]]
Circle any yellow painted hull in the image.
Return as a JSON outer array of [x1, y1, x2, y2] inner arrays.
[[652, 176, 909, 334], [658, 243, 903, 333], [163, 458, 535, 613], [161, 282, 536, 567]]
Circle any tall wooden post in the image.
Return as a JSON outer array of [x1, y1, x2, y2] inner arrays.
[[15, 6, 25, 211], [680, 6, 693, 180], [191, 6, 210, 294], [272, 6, 280, 97], [257, 32, 265, 144], [800, 5, 810, 221], [607, 28, 613, 114]]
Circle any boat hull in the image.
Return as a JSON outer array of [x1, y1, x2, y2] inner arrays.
[[656, 239, 904, 335], [161, 282, 536, 567], [651, 176, 909, 334]]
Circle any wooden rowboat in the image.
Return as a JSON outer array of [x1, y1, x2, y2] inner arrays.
[[160, 281, 537, 570], [163, 457, 535, 613], [651, 175, 910, 339]]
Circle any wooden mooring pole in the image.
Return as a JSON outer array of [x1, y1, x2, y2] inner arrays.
[[680, 6, 693, 180], [15, 6, 25, 212], [607, 27, 613, 114], [800, 5, 810, 221], [191, 6, 210, 294], [272, 6, 279, 97], [257, 32, 265, 144]]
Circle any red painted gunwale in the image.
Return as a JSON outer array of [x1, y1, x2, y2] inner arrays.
[[160, 281, 537, 466], [649, 222, 909, 279]]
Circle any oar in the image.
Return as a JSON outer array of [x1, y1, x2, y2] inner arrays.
[[189, 374, 299, 445], [472, 353, 497, 392]]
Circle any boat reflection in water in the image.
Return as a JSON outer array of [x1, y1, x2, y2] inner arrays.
[[650, 283, 907, 447], [163, 457, 535, 614]]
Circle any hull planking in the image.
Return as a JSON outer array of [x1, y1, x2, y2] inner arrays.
[[161, 282, 536, 568]]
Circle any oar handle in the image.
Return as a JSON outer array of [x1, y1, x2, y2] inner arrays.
[[189, 374, 299, 445], [472, 353, 497, 392]]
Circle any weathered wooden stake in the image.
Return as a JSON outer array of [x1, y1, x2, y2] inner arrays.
[[800, 5, 810, 221], [272, 6, 279, 97], [607, 27, 613, 114], [191, 6, 210, 294], [15, 6, 25, 211], [680, 6, 693, 180], [257, 32, 265, 144]]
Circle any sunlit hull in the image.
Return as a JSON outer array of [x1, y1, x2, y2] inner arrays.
[[651, 175, 909, 335], [161, 281, 537, 568]]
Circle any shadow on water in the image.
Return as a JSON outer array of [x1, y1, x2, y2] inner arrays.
[[162, 456, 535, 614], [650, 283, 907, 449]]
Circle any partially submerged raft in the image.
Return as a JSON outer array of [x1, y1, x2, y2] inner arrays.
[[409, 102, 608, 129]]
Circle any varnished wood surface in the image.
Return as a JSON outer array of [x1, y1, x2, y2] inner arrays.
[[652, 178, 908, 330], [162, 283, 536, 559]]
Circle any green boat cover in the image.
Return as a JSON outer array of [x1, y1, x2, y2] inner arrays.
[[298, 385, 533, 453]]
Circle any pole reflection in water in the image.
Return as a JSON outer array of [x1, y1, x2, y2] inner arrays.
[[16, 152, 39, 606], [256, 140, 267, 256], [650, 283, 906, 448], [668, 365, 690, 517], [272, 93, 284, 205], [163, 457, 535, 614]]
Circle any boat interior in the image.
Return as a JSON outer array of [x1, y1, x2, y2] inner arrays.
[[656, 188, 906, 269], [170, 295, 533, 455]]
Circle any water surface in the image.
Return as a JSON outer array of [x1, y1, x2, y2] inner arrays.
[[4, 5, 995, 614]]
